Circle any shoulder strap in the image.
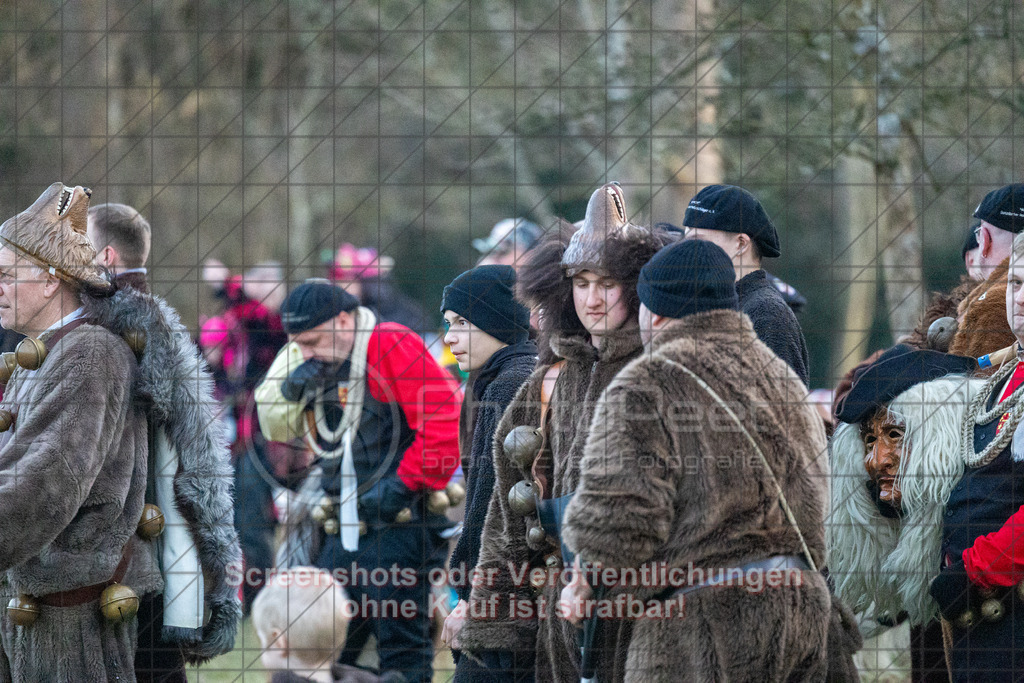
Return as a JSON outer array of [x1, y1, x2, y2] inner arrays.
[[531, 361, 565, 501], [657, 356, 819, 572], [540, 360, 564, 420]]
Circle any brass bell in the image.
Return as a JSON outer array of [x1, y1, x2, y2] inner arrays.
[[395, 508, 413, 524], [0, 410, 13, 433], [0, 352, 17, 385], [99, 583, 139, 623], [323, 518, 339, 535], [6, 594, 40, 626], [136, 503, 165, 539], [530, 571, 548, 590], [311, 505, 328, 523], [544, 554, 561, 570], [504, 426, 543, 470], [15, 338, 47, 370], [445, 482, 466, 507], [508, 480, 536, 517], [527, 526, 546, 545], [122, 328, 147, 357], [955, 609, 978, 630], [981, 598, 1005, 622], [359, 521, 368, 536], [427, 490, 451, 515]]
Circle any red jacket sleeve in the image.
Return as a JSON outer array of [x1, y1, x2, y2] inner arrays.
[[963, 505, 1024, 589], [366, 323, 463, 491]]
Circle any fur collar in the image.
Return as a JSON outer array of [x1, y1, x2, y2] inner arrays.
[[549, 324, 643, 365], [81, 287, 242, 663], [648, 308, 755, 351]]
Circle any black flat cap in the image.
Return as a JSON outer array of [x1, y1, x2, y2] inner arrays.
[[683, 184, 781, 258], [974, 184, 1024, 234], [835, 344, 977, 424], [280, 279, 359, 334]]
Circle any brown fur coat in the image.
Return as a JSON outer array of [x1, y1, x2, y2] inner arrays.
[[949, 257, 1015, 360], [0, 322, 150, 682], [563, 310, 831, 681], [459, 327, 643, 682]]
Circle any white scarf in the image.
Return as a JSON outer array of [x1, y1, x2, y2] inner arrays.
[[303, 306, 376, 551]]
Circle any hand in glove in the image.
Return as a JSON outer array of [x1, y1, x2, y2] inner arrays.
[[280, 359, 328, 403], [929, 560, 973, 622], [358, 477, 418, 524]]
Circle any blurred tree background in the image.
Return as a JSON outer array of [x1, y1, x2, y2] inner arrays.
[[0, 0, 1021, 389]]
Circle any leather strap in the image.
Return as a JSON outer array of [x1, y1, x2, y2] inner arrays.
[[654, 554, 810, 601], [37, 543, 134, 607], [39, 316, 93, 351], [530, 361, 564, 499]]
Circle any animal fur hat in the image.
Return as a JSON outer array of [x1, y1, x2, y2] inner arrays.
[[561, 182, 655, 277], [0, 182, 111, 291], [517, 199, 668, 363]]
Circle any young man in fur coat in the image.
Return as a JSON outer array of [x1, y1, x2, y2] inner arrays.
[[457, 184, 667, 683], [437, 265, 538, 681], [561, 239, 831, 681], [87, 201, 244, 679], [0, 183, 154, 681]]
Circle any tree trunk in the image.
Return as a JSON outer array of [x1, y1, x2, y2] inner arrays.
[[836, 154, 879, 376], [876, 138, 923, 341]]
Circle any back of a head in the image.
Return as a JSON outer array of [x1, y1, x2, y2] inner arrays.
[[88, 202, 151, 268], [252, 567, 350, 666]]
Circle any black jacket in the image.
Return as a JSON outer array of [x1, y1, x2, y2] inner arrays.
[[737, 270, 810, 385], [450, 341, 536, 601]]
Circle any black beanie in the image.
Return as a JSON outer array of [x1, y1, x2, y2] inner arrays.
[[280, 279, 360, 334], [683, 184, 781, 258], [637, 240, 738, 319], [440, 265, 530, 345], [974, 184, 1024, 234]]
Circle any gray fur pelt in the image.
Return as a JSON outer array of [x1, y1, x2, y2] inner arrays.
[[828, 375, 982, 631], [83, 287, 243, 663]]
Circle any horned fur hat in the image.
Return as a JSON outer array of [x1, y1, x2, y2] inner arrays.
[[0, 182, 111, 291], [561, 182, 652, 277]]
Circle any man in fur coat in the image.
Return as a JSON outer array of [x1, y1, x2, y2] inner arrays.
[[458, 183, 667, 683], [829, 347, 981, 681], [0, 183, 154, 681], [437, 265, 537, 681], [561, 239, 831, 681], [680, 184, 810, 385], [87, 200, 244, 678]]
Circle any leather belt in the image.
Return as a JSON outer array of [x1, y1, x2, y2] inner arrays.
[[655, 554, 811, 601], [36, 543, 133, 607]]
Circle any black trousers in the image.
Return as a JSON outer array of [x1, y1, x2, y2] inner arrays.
[[317, 520, 447, 683], [134, 593, 187, 683], [233, 444, 277, 614]]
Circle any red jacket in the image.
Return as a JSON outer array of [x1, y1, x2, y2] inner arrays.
[[964, 505, 1024, 589], [364, 323, 462, 491]]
